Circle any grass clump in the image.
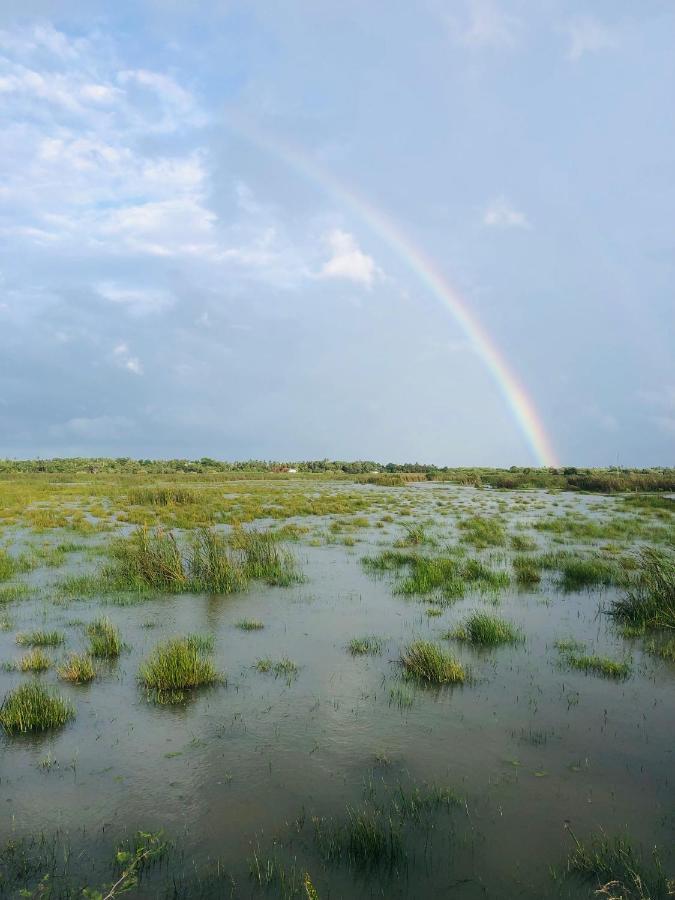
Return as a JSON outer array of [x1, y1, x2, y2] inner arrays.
[[348, 636, 384, 655], [557, 555, 624, 591], [562, 828, 673, 899], [646, 638, 675, 662], [185, 632, 215, 653], [0, 682, 74, 734], [16, 630, 64, 647], [17, 649, 51, 672], [556, 641, 630, 679], [448, 611, 520, 647], [609, 548, 675, 631], [139, 638, 220, 699], [58, 653, 96, 684], [313, 805, 403, 869], [401, 640, 465, 684], [513, 555, 541, 586], [188, 528, 247, 593], [458, 515, 506, 549], [236, 618, 264, 630], [231, 527, 301, 586], [255, 657, 299, 679], [87, 617, 121, 658]]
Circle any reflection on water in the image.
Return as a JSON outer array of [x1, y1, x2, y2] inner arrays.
[[0, 485, 673, 898]]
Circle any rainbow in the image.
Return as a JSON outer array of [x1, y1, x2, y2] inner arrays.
[[226, 117, 559, 468]]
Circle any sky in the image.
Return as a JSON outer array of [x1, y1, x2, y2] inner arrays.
[[0, 0, 673, 466]]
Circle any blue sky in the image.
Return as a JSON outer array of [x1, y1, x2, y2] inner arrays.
[[0, 0, 673, 465]]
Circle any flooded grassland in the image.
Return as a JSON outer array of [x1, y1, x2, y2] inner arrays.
[[0, 475, 673, 899]]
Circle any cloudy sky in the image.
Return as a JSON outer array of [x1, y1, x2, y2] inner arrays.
[[0, 0, 673, 465]]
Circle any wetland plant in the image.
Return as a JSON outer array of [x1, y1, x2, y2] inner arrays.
[[565, 654, 631, 679], [348, 636, 384, 655], [231, 527, 301, 586], [189, 527, 247, 593], [57, 652, 96, 684], [236, 618, 264, 630], [17, 648, 51, 672], [401, 640, 465, 684], [139, 638, 220, 697], [609, 548, 675, 631], [448, 611, 521, 647], [16, 630, 64, 647], [0, 681, 74, 734], [255, 657, 299, 679], [313, 805, 403, 869], [562, 828, 673, 899], [87, 616, 121, 658]]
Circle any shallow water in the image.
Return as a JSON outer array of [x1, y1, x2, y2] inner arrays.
[[0, 484, 673, 898]]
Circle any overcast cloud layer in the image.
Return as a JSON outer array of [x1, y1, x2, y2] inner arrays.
[[0, 0, 673, 465]]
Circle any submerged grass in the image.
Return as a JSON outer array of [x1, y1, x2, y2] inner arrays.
[[16, 630, 64, 647], [609, 548, 675, 631], [139, 638, 220, 699], [0, 681, 75, 734], [87, 617, 121, 658], [57, 652, 96, 684], [448, 611, 520, 647], [17, 649, 51, 672], [401, 640, 465, 684], [313, 805, 403, 869], [562, 828, 673, 899], [236, 618, 264, 630], [348, 636, 384, 655]]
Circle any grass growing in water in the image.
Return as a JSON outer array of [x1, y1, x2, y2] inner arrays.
[[448, 611, 520, 647], [255, 657, 299, 679], [0, 682, 74, 734], [58, 653, 96, 684], [562, 828, 673, 899], [609, 548, 675, 631], [236, 618, 264, 630], [401, 640, 465, 684], [17, 649, 51, 672], [87, 617, 121, 658], [16, 630, 64, 647], [566, 654, 631, 679], [139, 638, 220, 699], [348, 636, 384, 655], [313, 805, 403, 869], [231, 527, 301, 586]]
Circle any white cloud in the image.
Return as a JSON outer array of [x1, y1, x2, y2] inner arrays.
[[443, 0, 520, 50], [483, 197, 530, 229], [113, 343, 144, 375], [565, 16, 619, 61], [97, 283, 173, 314], [319, 229, 380, 288]]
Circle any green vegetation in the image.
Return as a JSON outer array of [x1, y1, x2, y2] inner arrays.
[[87, 616, 121, 658], [236, 618, 264, 630], [646, 638, 675, 662], [348, 636, 384, 655], [458, 515, 506, 548], [448, 611, 520, 647], [562, 828, 673, 899], [556, 641, 630, 679], [139, 638, 220, 700], [609, 548, 675, 631], [16, 630, 64, 647], [0, 548, 34, 581], [255, 657, 299, 679], [513, 555, 541, 586], [313, 805, 403, 868], [363, 549, 509, 601], [17, 648, 51, 672], [58, 652, 96, 684], [401, 640, 466, 684], [0, 681, 74, 734]]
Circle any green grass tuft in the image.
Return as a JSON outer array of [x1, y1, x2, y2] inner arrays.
[[17, 648, 51, 672], [87, 617, 121, 658], [609, 548, 675, 631], [236, 618, 264, 630], [139, 638, 220, 699], [348, 636, 384, 655], [58, 653, 96, 684], [448, 611, 520, 647], [401, 640, 466, 684], [16, 630, 64, 647], [0, 681, 75, 734]]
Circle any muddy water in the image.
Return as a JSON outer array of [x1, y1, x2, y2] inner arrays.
[[0, 485, 673, 898]]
